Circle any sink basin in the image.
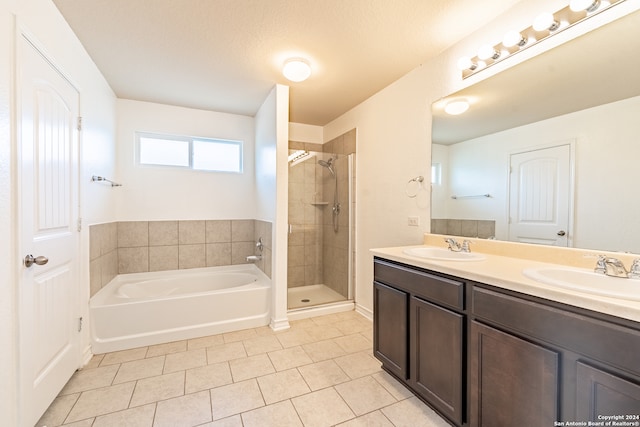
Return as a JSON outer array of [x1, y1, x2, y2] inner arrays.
[[523, 267, 640, 301], [402, 247, 486, 262]]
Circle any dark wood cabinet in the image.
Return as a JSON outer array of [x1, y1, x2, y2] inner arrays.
[[373, 281, 408, 380], [373, 256, 640, 427], [469, 320, 560, 426], [411, 296, 465, 425]]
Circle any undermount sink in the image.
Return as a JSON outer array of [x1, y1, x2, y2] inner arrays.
[[523, 267, 640, 301], [402, 247, 486, 262]]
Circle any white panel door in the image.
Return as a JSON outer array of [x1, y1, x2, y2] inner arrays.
[[18, 35, 81, 427], [508, 144, 572, 246]]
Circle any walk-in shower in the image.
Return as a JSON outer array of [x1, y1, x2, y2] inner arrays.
[[287, 149, 354, 311]]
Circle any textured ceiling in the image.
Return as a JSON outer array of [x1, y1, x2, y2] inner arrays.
[[52, 0, 520, 125]]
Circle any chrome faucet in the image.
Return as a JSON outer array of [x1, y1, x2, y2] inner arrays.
[[444, 238, 471, 253], [593, 255, 640, 279]]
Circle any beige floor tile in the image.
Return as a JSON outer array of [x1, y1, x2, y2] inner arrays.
[[185, 362, 233, 394], [253, 326, 277, 336], [146, 340, 187, 357], [199, 414, 243, 426], [164, 348, 207, 373], [289, 318, 317, 328], [303, 324, 344, 341], [303, 339, 347, 362], [113, 356, 165, 384], [310, 313, 344, 326], [60, 365, 119, 395], [333, 318, 372, 335], [297, 359, 350, 391], [92, 403, 155, 427], [65, 382, 136, 423], [130, 371, 185, 407], [210, 379, 264, 420], [154, 390, 212, 427], [223, 328, 257, 343], [35, 393, 79, 426], [335, 376, 397, 416], [83, 354, 105, 370], [242, 335, 283, 356], [334, 351, 383, 379], [241, 400, 303, 427], [206, 341, 247, 364], [275, 329, 315, 348], [229, 353, 275, 382], [100, 347, 148, 366], [334, 333, 372, 353], [372, 371, 415, 400], [61, 420, 94, 427], [381, 397, 451, 427], [256, 368, 311, 404], [292, 387, 355, 427], [188, 333, 225, 350], [336, 410, 394, 427], [267, 346, 313, 371]]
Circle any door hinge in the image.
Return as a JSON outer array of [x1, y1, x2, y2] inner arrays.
[[78, 316, 83, 332], [77, 116, 82, 131], [77, 217, 82, 232]]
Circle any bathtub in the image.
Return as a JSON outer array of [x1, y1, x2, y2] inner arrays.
[[90, 264, 271, 353]]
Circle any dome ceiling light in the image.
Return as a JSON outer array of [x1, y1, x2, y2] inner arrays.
[[282, 59, 312, 82]]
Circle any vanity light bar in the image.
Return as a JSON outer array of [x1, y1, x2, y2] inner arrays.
[[459, 0, 624, 79]]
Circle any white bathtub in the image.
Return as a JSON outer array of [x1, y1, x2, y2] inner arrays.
[[90, 264, 271, 354]]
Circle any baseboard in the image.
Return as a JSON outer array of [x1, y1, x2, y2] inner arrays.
[[355, 303, 373, 321], [269, 317, 291, 331]]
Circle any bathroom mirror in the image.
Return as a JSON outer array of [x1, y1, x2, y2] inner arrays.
[[431, 8, 640, 253]]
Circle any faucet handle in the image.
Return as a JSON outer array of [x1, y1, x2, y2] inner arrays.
[[629, 259, 640, 279], [592, 254, 607, 274], [461, 240, 471, 253]]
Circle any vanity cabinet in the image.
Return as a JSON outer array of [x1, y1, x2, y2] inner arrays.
[[373, 258, 466, 425], [373, 256, 640, 427]]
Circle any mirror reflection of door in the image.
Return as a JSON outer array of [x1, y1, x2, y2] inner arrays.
[[508, 144, 572, 246]]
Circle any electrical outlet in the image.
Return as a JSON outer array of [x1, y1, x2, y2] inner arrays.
[[408, 216, 420, 226]]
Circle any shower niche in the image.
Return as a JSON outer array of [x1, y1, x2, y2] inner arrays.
[[287, 130, 356, 311]]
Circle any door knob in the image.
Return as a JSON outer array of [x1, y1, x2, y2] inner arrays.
[[557, 230, 566, 236], [24, 254, 48, 267]]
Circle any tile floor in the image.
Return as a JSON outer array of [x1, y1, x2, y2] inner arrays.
[[37, 310, 450, 427]]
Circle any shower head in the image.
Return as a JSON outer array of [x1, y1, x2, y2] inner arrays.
[[317, 158, 335, 177]]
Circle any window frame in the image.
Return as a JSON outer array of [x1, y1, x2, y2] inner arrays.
[[135, 131, 244, 173]]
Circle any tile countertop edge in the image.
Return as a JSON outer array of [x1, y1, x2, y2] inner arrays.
[[371, 246, 640, 324]]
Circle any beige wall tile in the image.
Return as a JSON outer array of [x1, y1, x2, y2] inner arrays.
[[231, 241, 253, 264], [89, 224, 102, 260], [179, 244, 206, 269], [118, 247, 149, 274], [179, 220, 205, 244], [103, 222, 118, 253], [149, 221, 178, 246], [101, 249, 118, 286], [149, 245, 178, 272], [231, 219, 255, 242], [118, 221, 148, 248], [90, 258, 102, 297], [206, 220, 231, 243], [206, 243, 232, 267], [343, 129, 357, 154]]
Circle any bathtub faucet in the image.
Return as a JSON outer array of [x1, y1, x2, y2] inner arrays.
[[246, 255, 262, 262]]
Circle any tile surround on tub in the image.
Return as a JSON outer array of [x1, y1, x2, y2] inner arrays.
[[89, 220, 272, 297]]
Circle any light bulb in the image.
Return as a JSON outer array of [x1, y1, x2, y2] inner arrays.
[[282, 59, 311, 82], [444, 100, 470, 115], [478, 44, 499, 60], [570, 0, 600, 12], [533, 12, 560, 31], [457, 56, 476, 71], [503, 30, 526, 48]]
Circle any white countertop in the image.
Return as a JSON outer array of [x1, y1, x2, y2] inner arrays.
[[371, 245, 640, 323]]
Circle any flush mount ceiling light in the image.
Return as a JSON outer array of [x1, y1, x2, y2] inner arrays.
[[282, 59, 311, 82], [457, 0, 624, 79], [570, 0, 601, 12], [533, 12, 560, 31], [444, 100, 470, 115]]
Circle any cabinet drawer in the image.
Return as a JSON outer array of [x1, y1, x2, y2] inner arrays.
[[473, 286, 640, 376], [374, 259, 464, 310]]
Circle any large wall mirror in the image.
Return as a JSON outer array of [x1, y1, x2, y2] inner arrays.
[[431, 7, 640, 253]]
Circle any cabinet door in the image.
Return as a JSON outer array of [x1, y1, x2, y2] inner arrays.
[[373, 281, 408, 379], [576, 361, 640, 420], [470, 321, 561, 426], [411, 297, 464, 425]]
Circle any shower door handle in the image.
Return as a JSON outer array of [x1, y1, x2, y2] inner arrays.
[[289, 224, 293, 234]]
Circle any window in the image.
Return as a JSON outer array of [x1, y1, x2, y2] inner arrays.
[[431, 163, 442, 185], [137, 132, 243, 173]]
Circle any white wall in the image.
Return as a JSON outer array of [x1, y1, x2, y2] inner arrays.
[[2, 0, 117, 423], [289, 122, 323, 144], [323, 0, 639, 315], [116, 99, 256, 221], [439, 95, 640, 253], [255, 85, 290, 330]]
